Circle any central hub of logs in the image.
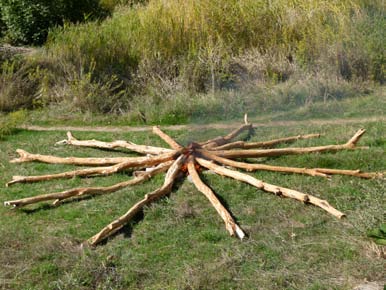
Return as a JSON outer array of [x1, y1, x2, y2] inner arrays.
[[181, 142, 202, 174], [185, 142, 201, 155]]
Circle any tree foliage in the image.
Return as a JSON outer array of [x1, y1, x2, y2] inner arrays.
[[0, 0, 109, 45]]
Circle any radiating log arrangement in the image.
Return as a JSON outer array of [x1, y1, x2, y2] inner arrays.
[[4, 115, 385, 246]]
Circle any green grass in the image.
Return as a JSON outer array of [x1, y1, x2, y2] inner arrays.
[[0, 118, 384, 289], [20, 85, 385, 127]]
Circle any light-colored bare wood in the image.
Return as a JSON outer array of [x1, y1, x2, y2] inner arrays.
[[87, 155, 185, 246], [200, 115, 253, 149], [211, 133, 321, 150], [4, 161, 173, 207], [199, 150, 383, 179], [206, 129, 367, 159], [196, 158, 345, 218], [199, 150, 328, 177], [5, 114, 382, 248], [6, 151, 180, 186], [56, 131, 172, 155], [312, 168, 384, 179], [187, 157, 245, 239], [152, 126, 183, 150], [10, 149, 153, 166]]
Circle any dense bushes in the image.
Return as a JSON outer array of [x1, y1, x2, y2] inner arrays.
[[0, 0, 110, 45], [0, 0, 384, 118], [45, 0, 384, 84], [0, 58, 44, 111], [0, 109, 26, 139], [0, 7, 5, 38]]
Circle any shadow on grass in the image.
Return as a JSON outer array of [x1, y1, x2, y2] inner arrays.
[[0, 128, 25, 141], [20, 195, 96, 214], [97, 211, 146, 246], [197, 173, 250, 239]]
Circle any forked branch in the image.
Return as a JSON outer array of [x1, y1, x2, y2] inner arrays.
[[207, 129, 367, 159], [11, 149, 153, 166], [6, 151, 180, 186], [200, 114, 253, 149], [211, 133, 321, 150], [4, 161, 173, 207], [56, 131, 172, 155]]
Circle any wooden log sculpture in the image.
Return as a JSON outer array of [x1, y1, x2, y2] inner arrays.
[[4, 115, 385, 246]]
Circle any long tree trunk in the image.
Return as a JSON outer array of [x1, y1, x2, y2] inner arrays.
[[196, 158, 345, 218]]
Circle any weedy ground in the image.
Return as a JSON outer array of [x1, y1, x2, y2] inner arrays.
[[0, 97, 385, 289]]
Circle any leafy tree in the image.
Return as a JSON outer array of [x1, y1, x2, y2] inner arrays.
[[0, 0, 109, 45]]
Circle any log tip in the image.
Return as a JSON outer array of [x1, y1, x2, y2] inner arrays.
[[244, 113, 249, 125], [6, 176, 25, 187], [235, 224, 246, 240], [10, 149, 29, 163], [346, 128, 367, 146], [80, 240, 95, 250], [337, 213, 346, 219], [16, 149, 28, 156], [6, 181, 14, 187], [4, 201, 17, 208]]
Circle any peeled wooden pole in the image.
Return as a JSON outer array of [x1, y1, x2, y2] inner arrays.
[[199, 150, 383, 179], [199, 150, 328, 177], [311, 168, 384, 179], [6, 150, 180, 186], [10, 149, 154, 166], [87, 155, 185, 246], [200, 114, 253, 149], [56, 132, 172, 155], [211, 133, 321, 150], [187, 157, 245, 239], [208, 129, 367, 159], [152, 126, 183, 150], [196, 158, 345, 218], [4, 161, 173, 208]]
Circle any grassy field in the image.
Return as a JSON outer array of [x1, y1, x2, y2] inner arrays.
[[0, 112, 385, 289], [8, 85, 384, 128]]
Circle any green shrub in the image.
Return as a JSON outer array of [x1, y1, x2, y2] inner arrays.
[[0, 58, 45, 111], [0, 109, 26, 139], [367, 224, 386, 246], [0, 6, 5, 38], [0, 0, 109, 45]]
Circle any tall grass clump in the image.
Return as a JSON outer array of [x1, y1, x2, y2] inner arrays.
[[47, 0, 361, 82], [0, 109, 26, 139], [1, 0, 384, 120], [0, 57, 44, 111]]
